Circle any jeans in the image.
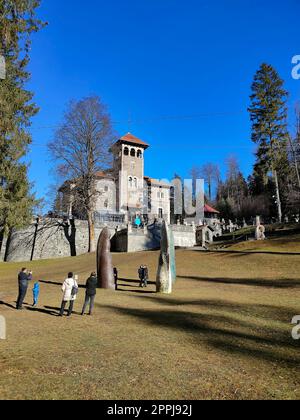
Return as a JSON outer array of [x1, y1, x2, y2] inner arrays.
[[81, 294, 95, 315], [60, 300, 74, 316], [17, 282, 28, 309]]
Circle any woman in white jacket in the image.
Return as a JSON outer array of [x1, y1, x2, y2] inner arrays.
[[59, 272, 78, 317]]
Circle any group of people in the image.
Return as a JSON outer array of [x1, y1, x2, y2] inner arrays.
[[16, 268, 98, 317], [16, 264, 149, 317]]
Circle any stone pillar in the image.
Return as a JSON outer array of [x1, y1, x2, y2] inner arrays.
[[156, 221, 176, 294], [97, 228, 115, 290]]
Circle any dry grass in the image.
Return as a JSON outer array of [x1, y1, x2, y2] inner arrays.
[[0, 239, 300, 400]]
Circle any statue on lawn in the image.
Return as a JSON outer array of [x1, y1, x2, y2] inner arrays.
[[97, 228, 115, 289], [156, 221, 176, 294]]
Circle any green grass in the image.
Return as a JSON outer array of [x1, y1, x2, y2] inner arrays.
[[0, 241, 300, 400]]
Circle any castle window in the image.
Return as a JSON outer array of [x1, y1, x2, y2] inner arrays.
[[128, 177, 133, 188], [104, 200, 109, 208], [134, 177, 138, 188], [124, 147, 129, 156], [104, 186, 109, 192], [137, 150, 143, 158], [130, 148, 136, 157]]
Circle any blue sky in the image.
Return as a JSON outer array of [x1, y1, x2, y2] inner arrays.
[[26, 0, 300, 206]]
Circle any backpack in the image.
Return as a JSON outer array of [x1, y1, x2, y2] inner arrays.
[[71, 279, 79, 297]]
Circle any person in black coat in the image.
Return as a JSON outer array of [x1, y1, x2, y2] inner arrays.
[[81, 272, 97, 316], [16, 268, 33, 310]]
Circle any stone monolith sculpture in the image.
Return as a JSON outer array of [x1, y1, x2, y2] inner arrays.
[[255, 216, 266, 241], [156, 221, 176, 294], [97, 228, 115, 289]]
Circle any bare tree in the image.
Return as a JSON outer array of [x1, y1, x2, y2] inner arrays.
[[199, 163, 220, 202], [288, 107, 300, 190], [48, 97, 116, 253]]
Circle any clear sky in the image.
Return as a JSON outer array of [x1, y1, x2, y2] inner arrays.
[[26, 0, 300, 207]]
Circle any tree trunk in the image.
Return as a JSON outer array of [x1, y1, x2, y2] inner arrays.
[[87, 211, 96, 253], [288, 136, 300, 189], [273, 169, 282, 223], [0, 229, 4, 255]]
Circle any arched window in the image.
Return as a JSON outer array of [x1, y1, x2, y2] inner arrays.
[[130, 148, 136, 157], [128, 177, 133, 188], [137, 150, 143, 159], [134, 177, 138, 188], [124, 147, 129, 156], [104, 200, 109, 209]]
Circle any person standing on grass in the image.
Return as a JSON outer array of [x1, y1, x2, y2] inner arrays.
[[81, 272, 97, 316], [16, 268, 33, 310], [59, 272, 78, 317]]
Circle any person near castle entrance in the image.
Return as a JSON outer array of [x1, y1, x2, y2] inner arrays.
[[16, 268, 33, 310]]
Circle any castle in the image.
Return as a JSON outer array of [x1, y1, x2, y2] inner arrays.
[[59, 133, 171, 224]]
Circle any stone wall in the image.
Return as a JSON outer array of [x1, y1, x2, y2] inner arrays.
[[1, 218, 125, 263], [0, 220, 196, 262]]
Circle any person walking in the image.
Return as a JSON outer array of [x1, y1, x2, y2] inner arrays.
[[32, 281, 40, 307], [59, 272, 78, 317], [16, 268, 33, 310], [81, 272, 97, 316]]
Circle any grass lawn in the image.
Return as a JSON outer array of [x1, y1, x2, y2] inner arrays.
[[0, 237, 300, 400]]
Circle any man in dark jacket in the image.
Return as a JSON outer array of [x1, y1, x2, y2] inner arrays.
[[16, 268, 33, 310], [81, 272, 97, 316]]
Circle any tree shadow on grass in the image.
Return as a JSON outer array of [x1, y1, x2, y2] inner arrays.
[[177, 275, 300, 289], [127, 295, 298, 323], [40, 280, 86, 289], [118, 278, 156, 286], [117, 278, 156, 294], [205, 249, 300, 256], [100, 304, 300, 367]]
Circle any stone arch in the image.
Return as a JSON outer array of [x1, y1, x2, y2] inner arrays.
[[130, 148, 136, 157], [124, 147, 129, 156]]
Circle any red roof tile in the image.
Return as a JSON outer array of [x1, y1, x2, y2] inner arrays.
[[117, 133, 149, 148], [204, 204, 220, 214]]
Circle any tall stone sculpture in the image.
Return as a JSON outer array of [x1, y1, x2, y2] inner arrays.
[[255, 216, 266, 241], [156, 221, 176, 294], [97, 228, 115, 289]]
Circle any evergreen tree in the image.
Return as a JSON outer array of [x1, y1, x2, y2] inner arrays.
[[0, 1, 45, 254], [248, 63, 289, 222]]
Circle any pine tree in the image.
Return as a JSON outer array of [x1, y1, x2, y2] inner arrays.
[[248, 63, 289, 222], [0, 1, 45, 255]]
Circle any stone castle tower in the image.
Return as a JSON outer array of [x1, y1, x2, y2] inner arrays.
[[110, 133, 150, 216]]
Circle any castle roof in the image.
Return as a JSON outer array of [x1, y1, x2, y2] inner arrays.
[[204, 204, 220, 214], [114, 133, 149, 149]]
